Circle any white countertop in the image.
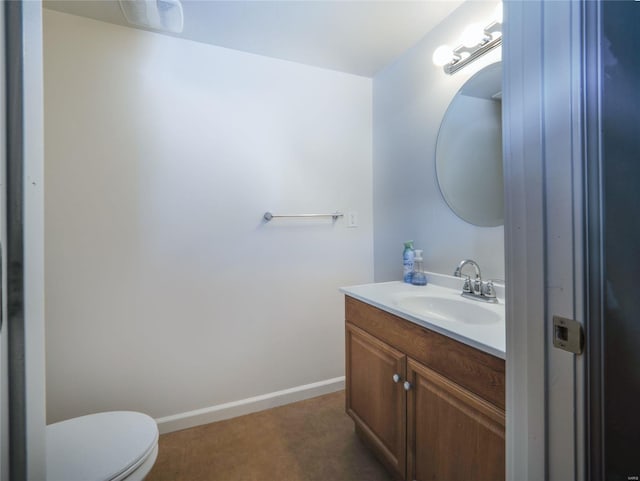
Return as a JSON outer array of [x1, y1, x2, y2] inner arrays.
[[340, 273, 506, 359]]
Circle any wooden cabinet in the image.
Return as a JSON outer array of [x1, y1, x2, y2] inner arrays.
[[406, 359, 505, 481], [346, 323, 406, 478], [345, 296, 505, 481]]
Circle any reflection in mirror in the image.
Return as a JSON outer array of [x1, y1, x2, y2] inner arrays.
[[435, 62, 503, 227]]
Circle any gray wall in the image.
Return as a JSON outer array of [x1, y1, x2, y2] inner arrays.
[[372, 1, 504, 282]]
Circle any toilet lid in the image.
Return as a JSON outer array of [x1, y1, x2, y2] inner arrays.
[[46, 411, 159, 481]]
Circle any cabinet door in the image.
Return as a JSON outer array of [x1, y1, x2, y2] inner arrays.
[[346, 323, 406, 478], [407, 359, 505, 481]]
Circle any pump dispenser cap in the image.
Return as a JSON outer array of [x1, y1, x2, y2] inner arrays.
[[414, 249, 423, 260]]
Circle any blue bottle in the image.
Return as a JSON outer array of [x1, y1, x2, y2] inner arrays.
[[403, 241, 415, 283]]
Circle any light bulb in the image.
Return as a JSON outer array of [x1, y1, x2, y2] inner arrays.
[[432, 45, 453, 67], [460, 23, 485, 48], [494, 3, 503, 23]]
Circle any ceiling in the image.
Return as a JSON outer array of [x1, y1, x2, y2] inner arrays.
[[43, 0, 464, 77]]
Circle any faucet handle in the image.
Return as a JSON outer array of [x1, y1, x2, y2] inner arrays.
[[482, 280, 497, 299]]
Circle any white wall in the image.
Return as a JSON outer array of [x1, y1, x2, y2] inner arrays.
[[372, 1, 504, 282], [43, 10, 373, 425]]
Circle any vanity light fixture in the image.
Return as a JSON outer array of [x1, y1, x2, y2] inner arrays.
[[433, 3, 503, 75]]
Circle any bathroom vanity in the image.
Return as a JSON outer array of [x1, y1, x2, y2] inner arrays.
[[341, 278, 505, 481]]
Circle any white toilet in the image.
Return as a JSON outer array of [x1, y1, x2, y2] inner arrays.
[[46, 411, 159, 481]]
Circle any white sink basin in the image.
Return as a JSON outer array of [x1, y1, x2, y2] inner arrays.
[[392, 295, 501, 325], [340, 277, 507, 358]]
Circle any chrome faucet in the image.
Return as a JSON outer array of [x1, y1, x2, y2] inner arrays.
[[453, 259, 498, 303]]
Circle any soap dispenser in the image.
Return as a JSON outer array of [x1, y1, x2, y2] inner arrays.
[[411, 249, 427, 286], [403, 241, 415, 283]]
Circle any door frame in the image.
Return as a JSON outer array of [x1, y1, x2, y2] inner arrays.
[[4, 1, 46, 479], [1, 1, 8, 478], [503, 0, 587, 479]]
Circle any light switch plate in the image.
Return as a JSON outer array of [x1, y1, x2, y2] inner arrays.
[[347, 211, 358, 228]]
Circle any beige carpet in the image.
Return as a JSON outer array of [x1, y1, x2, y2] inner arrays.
[[146, 390, 393, 481]]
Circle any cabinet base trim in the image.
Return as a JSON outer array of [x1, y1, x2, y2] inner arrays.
[[156, 377, 345, 434]]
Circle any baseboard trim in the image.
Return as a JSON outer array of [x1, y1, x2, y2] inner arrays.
[[155, 376, 345, 434]]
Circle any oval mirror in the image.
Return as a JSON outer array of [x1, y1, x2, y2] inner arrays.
[[435, 62, 503, 227]]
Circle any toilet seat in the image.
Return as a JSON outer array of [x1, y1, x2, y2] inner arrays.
[[46, 411, 159, 481]]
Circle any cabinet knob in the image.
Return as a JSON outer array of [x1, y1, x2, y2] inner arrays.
[[392, 374, 401, 383], [403, 381, 412, 391]]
